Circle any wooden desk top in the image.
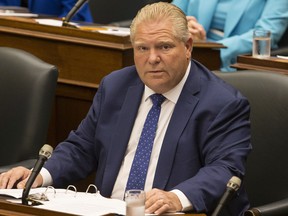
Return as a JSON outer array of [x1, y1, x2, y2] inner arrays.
[[232, 55, 288, 75], [0, 199, 205, 216], [0, 16, 225, 51], [0, 16, 132, 47]]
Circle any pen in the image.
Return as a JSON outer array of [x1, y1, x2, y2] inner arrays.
[[78, 26, 108, 31]]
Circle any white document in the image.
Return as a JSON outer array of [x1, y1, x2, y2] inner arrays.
[[0, 187, 125, 216], [0, 187, 46, 199], [97, 26, 130, 36], [35, 18, 78, 27], [0, 12, 38, 17], [0, 187, 184, 215], [36, 189, 126, 216]]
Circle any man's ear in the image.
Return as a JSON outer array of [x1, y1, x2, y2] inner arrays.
[[185, 37, 193, 59]]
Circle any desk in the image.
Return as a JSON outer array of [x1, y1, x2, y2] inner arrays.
[[232, 55, 288, 75], [0, 199, 205, 216], [0, 17, 224, 147]]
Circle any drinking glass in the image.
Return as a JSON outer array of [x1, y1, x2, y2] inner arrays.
[[252, 29, 271, 58], [125, 189, 145, 216]]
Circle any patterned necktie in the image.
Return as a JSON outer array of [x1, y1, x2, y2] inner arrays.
[[126, 94, 166, 191]]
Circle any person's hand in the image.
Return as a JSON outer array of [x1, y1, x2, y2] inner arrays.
[[145, 188, 182, 214], [0, 166, 43, 189], [187, 16, 206, 41]]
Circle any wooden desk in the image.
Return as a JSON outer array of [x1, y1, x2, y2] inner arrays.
[[0, 199, 205, 216], [0, 17, 224, 147], [232, 55, 288, 75]]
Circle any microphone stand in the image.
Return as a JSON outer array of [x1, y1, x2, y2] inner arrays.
[[62, 0, 88, 28], [211, 176, 241, 216], [22, 144, 53, 205]]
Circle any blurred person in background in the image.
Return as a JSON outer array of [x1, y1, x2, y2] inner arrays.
[[0, 0, 93, 22], [172, 0, 288, 71]]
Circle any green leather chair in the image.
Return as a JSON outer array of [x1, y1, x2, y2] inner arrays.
[[215, 70, 288, 216], [0, 47, 58, 173]]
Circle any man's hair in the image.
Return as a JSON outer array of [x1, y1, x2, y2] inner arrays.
[[130, 2, 190, 43]]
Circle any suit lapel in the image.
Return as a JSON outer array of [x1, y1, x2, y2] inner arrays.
[[102, 83, 144, 195], [198, 0, 219, 31], [153, 64, 201, 189], [224, 0, 250, 36]]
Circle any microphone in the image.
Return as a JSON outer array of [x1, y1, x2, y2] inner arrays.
[[211, 176, 242, 216], [22, 144, 53, 205], [244, 198, 288, 216], [62, 0, 88, 27]]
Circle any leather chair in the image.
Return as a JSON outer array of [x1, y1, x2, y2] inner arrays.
[[215, 70, 288, 216], [89, 0, 172, 27], [271, 27, 288, 56], [0, 47, 58, 173]]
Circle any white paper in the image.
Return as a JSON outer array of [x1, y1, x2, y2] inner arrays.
[[0, 188, 125, 216], [36, 190, 126, 216], [35, 18, 78, 27], [34, 19, 130, 36], [97, 26, 130, 36], [0, 187, 126, 216], [0, 188, 185, 215], [0, 12, 38, 17], [0, 188, 46, 199], [277, 55, 288, 60]]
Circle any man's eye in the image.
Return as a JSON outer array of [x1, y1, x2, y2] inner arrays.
[[138, 46, 148, 51], [161, 45, 171, 50]]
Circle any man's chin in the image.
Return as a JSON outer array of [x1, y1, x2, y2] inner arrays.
[[146, 82, 169, 93]]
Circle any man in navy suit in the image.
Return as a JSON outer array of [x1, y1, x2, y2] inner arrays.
[[0, 2, 251, 215]]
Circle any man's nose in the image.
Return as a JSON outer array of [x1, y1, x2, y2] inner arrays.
[[148, 50, 161, 64]]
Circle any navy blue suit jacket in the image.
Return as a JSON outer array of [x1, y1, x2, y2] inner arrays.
[[45, 60, 251, 215]]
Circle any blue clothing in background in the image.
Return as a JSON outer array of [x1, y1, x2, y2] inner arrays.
[[172, 0, 288, 71], [207, 0, 234, 41], [0, 0, 93, 22]]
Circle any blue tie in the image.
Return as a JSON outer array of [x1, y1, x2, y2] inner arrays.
[[126, 94, 166, 191]]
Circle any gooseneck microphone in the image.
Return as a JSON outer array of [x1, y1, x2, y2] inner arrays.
[[62, 0, 88, 27], [244, 197, 288, 216], [22, 144, 53, 205], [211, 176, 242, 216]]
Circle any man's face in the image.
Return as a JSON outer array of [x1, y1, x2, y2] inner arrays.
[[133, 19, 192, 94]]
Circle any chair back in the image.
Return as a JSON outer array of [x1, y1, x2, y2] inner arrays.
[[88, 0, 172, 25], [271, 27, 288, 56], [216, 70, 288, 208], [0, 47, 58, 166], [88, 0, 146, 24], [278, 27, 288, 48]]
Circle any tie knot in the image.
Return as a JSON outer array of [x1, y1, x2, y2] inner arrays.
[[150, 94, 166, 107]]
